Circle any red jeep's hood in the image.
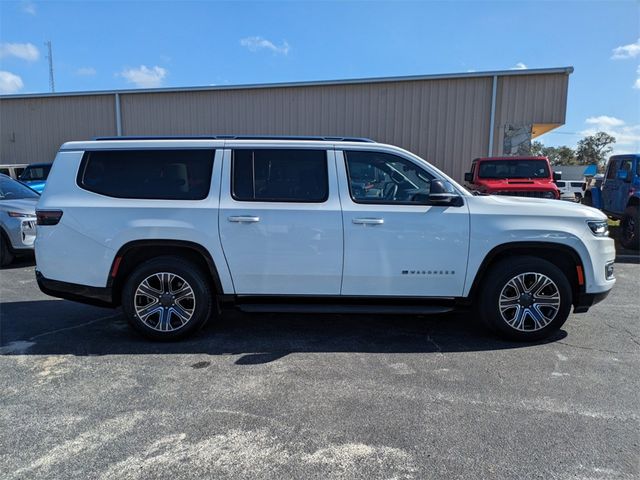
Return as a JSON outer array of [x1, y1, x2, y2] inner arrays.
[[474, 178, 558, 191]]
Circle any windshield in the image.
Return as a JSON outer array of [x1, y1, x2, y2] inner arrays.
[[19, 165, 51, 181], [478, 160, 550, 179], [0, 176, 40, 200]]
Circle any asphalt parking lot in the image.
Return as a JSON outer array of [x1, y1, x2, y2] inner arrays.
[[1, 257, 639, 480]]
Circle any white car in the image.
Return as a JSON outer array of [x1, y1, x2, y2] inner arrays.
[[0, 174, 38, 266], [35, 137, 615, 341], [555, 180, 585, 202]]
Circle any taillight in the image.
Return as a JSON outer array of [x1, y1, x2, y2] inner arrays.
[[36, 210, 63, 226]]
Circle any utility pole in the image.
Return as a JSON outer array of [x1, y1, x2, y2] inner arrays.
[[45, 40, 55, 92]]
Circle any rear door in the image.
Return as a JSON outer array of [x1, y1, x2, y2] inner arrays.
[[218, 147, 343, 295], [337, 149, 470, 297]]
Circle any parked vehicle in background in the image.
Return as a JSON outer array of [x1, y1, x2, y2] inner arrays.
[[464, 156, 560, 199], [0, 174, 38, 267], [556, 180, 584, 202], [19, 162, 53, 193], [0, 164, 29, 180], [582, 154, 640, 249], [36, 136, 614, 342]]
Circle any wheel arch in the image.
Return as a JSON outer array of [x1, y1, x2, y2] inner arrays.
[[108, 240, 224, 306], [466, 242, 584, 306]]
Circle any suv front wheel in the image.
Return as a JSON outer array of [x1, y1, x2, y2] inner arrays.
[[479, 257, 572, 341], [122, 256, 213, 340]]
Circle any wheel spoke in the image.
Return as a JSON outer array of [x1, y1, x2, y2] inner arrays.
[[157, 308, 170, 331], [500, 297, 520, 308], [532, 276, 553, 296], [525, 307, 544, 330], [138, 302, 162, 321], [169, 304, 192, 324], [138, 281, 161, 298], [510, 306, 525, 329]]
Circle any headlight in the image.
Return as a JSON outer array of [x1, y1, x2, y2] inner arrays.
[[7, 211, 36, 218], [587, 220, 609, 237], [542, 191, 556, 199]]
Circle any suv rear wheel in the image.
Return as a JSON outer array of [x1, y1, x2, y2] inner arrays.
[[620, 205, 639, 250], [122, 256, 213, 340], [479, 257, 572, 341]]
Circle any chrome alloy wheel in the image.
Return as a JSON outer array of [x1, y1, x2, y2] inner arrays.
[[134, 272, 196, 332], [498, 272, 561, 332]]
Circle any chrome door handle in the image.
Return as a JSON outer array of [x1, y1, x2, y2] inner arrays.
[[352, 218, 384, 225], [228, 216, 260, 223]]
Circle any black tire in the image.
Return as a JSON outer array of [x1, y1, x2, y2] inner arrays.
[[620, 205, 639, 250], [479, 256, 572, 341], [121, 256, 213, 341], [0, 232, 14, 268], [582, 193, 592, 207]]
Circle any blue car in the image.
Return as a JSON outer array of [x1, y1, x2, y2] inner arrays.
[[18, 162, 52, 193], [583, 154, 639, 250]]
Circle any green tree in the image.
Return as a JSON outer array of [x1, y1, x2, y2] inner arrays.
[[529, 141, 577, 166], [576, 131, 616, 167]]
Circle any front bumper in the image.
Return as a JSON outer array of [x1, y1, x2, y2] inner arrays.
[[3, 217, 36, 251], [573, 290, 611, 313], [36, 270, 114, 308]]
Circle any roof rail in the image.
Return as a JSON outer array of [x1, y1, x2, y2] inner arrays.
[[92, 135, 376, 143]]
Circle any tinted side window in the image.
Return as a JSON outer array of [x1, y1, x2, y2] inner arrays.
[[78, 149, 214, 200], [232, 149, 328, 202], [344, 150, 434, 204], [606, 160, 618, 179]]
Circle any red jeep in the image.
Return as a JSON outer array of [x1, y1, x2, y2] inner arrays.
[[464, 156, 560, 199]]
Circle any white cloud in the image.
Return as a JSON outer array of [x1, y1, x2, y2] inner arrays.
[[240, 36, 290, 55], [21, 1, 36, 15], [611, 38, 640, 59], [511, 62, 527, 70], [75, 67, 96, 76], [585, 115, 625, 128], [0, 42, 39, 61], [634, 65, 640, 90], [0, 71, 24, 94], [581, 116, 640, 153], [119, 65, 167, 88]]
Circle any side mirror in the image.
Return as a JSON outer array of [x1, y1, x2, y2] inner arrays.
[[617, 170, 629, 181], [553, 171, 562, 182], [464, 172, 473, 183], [428, 180, 461, 206]]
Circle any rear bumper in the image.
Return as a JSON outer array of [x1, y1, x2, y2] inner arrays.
[[573, 289, 611, 314], [36, 270, 114, 308]]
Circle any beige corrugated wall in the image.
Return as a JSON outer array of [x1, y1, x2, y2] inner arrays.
[[492, 73, 569, 155], [120, 77, 493, 181], [0, 71, 570, 181], [0, 95, 116, 166]]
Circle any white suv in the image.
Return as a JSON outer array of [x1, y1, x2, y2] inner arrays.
[[35, 137, 615, 341]]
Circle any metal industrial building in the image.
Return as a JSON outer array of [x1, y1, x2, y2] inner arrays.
[[0, 66, 572, 181]]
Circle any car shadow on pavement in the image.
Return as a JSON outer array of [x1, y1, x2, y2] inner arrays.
[[0, 299, 567, 362]]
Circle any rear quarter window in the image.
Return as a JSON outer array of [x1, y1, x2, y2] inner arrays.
[[77, 149, 215, 200]]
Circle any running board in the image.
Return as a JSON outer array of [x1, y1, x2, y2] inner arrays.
[[235, 304, 454, 315]]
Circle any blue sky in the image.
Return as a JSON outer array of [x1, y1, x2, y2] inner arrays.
[[1, 0, 638, 154]]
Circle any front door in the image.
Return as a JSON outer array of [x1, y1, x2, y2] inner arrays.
[[218, 147, 343, 295], [337, 149, 470, 297], [602, 158, 620, 212]]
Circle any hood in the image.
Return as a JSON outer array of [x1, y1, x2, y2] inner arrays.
[[475, 178, 557, 190], [0, 198, 38, 215], [475, 193, 607, 220], [22, 180, 46, 193]]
